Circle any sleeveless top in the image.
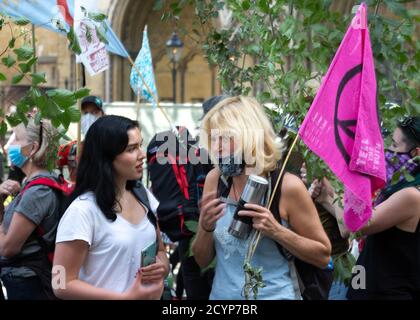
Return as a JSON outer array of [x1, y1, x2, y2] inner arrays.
[[347, 186, 420, 300], [209, 200, 296, 300]]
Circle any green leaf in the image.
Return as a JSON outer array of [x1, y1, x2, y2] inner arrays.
[[402, 169, 415, 182], [0, 121, 7, 137], [12, 73, 25, 84], [184, 220, 198, 233], [67, 27, 82, 55], [88, 12, 107, 22], [16, 111, 28, 126], [95, 25, 109, 44], [384, 0, 409, 18], [74, 87, 91, 99], [242, 0, 251, 10], [18, 62, 31, 73], [46, 89, 76, 108], [44, 99, 62, 118], [8, 37, 16, 48], [2, 55, 16, 68], [59, 110, 71, 129], [30, 72, 47, 85], [257, 0, 270, 14], [34, 112, 42, 125], [16, 100, 30, 114], [391, 170, 401, 185], [65, 105, 81, 122], [12, 17, 30, 26], [51, 117, 61, 128], [13, 45, 34, 61], [26, 56, 37, 69], [0, 73, 6, 81], [35, 94, 48, 113], [6, 114, 22, 127]]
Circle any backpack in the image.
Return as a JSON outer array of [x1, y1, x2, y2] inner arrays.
[[217, 166, 334, 300], [147, 127, 211, 242], [0, 175, 74, 299], [19, 175, 74, 263], [269, 168, 334, 300]]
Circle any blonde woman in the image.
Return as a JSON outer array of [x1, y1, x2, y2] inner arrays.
[[0, 119, 60, 299], [192, 96, 331, 300]]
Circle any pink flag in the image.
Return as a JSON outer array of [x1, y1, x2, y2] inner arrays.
[[298, 3, 386, 231]]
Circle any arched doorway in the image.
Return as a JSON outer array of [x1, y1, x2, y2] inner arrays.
[[107, 0, 219, 102]]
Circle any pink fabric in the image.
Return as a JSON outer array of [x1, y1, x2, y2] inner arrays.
[[298, 3, 386, 231]]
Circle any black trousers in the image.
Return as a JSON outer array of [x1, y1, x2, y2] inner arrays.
[[177, 238, 214, 300], [1, 274, 49, 300]]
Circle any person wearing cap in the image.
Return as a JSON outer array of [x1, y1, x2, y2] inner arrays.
[[80, 96, 105, 136], [57, 96, 105, 184], [311, 116, 420, 299]]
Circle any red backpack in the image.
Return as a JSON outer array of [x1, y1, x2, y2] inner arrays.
[[19, 175, 74, 263]]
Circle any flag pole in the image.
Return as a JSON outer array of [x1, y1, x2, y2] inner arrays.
[[249, 134, 300, 257], [136, 88, 141, 121], [31, 24, 37, 73], [76, 61, 82, 160], [126, 55, 172, 128]]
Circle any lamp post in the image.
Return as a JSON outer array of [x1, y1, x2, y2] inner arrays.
[[166, 32, 184, 103]]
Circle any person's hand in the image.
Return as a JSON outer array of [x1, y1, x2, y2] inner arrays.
[[140, 255, 168, 284], [309, 178, 334, 205], [199, 191, 226, 232], [238, 203, 280, 239], [124, 271, 164, 300], [308, 179, 322, 199], [0, 180, 21, 197]]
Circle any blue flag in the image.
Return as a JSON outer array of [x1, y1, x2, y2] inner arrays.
[[130, 27, 158, 107], [0, 0, 129, 58]]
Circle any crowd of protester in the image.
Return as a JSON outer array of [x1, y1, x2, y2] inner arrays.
[[0, 94, 418, 300]]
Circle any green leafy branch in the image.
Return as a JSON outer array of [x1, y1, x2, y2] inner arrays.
[[0, 13, 96, 170], [243, 262, 266, 300]]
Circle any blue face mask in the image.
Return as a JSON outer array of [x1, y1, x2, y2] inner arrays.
[[8, 145, 29, 168]]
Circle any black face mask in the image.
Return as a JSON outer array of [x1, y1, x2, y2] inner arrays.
[[217, 154, 245, 177]]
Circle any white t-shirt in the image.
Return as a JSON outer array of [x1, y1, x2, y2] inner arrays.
[[56, 190, 159, 293]]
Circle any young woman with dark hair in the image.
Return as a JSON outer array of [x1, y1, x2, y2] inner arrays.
[[53, 115, 168, 299]]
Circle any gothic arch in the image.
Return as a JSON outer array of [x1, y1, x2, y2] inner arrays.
[[106, 0, 219, 102]]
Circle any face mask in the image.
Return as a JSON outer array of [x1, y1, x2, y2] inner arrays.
[[385, 149, 418, 184], [217, 154, 245, 177], [8, 145, 29, 168], [81, 113, 98, 136]]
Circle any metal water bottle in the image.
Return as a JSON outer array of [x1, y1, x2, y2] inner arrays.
[[228, 175, 268, 239]]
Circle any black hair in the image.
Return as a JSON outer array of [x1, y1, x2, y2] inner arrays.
[[398, 116, 420, 149], [68, 115, 140, 221]]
